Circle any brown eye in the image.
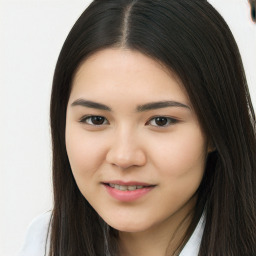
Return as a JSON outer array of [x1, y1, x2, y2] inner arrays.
[[80, 116, 108, 125], [146, 116, 178, 127], [155, 117, 168, 126]]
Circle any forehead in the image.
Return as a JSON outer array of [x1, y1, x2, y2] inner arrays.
[[70, 48, 190, 107]]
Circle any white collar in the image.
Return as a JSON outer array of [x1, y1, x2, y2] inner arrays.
[[179, 212, 205, 256]]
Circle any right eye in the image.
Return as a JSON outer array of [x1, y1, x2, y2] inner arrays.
[[79, 115, 109, 126]]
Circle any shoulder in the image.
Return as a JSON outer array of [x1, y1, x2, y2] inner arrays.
[[16, 211, 52, 256]]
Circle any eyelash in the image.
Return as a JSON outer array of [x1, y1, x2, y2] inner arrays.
[[79, 115, 179, 127], [146, 116, 179, 127], [79, 116, 109, 126]]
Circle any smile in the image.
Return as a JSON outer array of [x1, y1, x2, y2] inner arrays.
[[108, 183, 148, 191], [102, 181, 156, 202]]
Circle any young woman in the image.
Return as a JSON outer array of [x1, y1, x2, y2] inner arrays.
[[18, 0, 256, 255]]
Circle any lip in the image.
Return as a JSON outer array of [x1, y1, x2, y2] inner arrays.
[[103, 180, 153, 186], [102, 180, 156, 202]]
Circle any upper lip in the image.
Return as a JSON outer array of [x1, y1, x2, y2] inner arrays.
[[102, 180, 154, 186]]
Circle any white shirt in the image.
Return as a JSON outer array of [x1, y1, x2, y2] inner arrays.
[[17, 211, 205, 256]]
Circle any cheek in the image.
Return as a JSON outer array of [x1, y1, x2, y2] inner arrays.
[[149, 125, 207, 177], [65, 125, 107, 181], [151, 127, 207, 211]]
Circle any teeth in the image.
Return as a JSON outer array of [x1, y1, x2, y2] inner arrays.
[[118, 185, 127, 191], [127, 185, 136, 191], [109, 183, 146, 191]]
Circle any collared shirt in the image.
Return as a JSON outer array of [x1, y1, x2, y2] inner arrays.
[[17, 211, 205, 256], [179, 212, 205, 256]]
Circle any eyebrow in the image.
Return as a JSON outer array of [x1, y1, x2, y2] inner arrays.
[[71, 99, 111, 111], [137, 101, 190, 111], [71, 99, 191, 112]]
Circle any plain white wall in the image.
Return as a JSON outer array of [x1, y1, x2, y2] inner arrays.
[[0, 1, 92, 255], [1, 0, 255, 255]]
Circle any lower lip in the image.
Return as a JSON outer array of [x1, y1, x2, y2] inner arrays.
[[103, 184, 155, 202]]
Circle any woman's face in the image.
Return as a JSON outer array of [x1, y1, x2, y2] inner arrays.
[[66, 48, 210, 233]]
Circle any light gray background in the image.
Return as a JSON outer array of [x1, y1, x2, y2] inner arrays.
[[1, 0, 255, 255]]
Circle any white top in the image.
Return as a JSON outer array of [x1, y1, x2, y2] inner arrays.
[[17, 211, 205, 256], [17, 212, 51, 256]]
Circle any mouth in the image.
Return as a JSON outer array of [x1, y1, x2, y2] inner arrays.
[[102, 181, 156, 202], [104, 183, 154, 191]]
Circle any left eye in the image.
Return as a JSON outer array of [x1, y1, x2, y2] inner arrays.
[[146, 116, 178, 127], [79, 116, 108, 126]]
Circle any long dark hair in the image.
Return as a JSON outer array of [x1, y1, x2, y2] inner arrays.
[[49, 0, 256, 255]]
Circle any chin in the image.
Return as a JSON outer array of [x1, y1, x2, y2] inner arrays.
[[105, 218, 152, 233], [111, 225, 146, 233]]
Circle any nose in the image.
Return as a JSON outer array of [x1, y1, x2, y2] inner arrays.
[[106, 129, 147, 169]]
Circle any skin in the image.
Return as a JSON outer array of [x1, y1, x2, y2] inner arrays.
[[65, 48, 211, 256]]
